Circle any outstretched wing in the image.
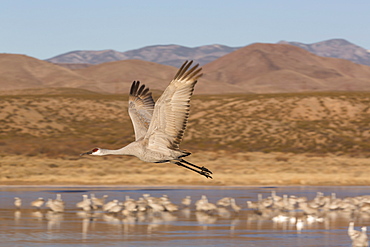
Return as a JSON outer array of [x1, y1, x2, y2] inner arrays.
[[144, 61, 202, 151], [128, 81, 155, 140]]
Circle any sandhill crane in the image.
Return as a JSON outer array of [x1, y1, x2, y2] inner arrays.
[[31, 197, 45, 210], [14, 197, 22, 209], [55, 194, 63, 203], [91, 194, 108, 209], [181, 196, 191, 207], [147, 198, 165, 213], [76, 195, 93, 211], [46, 198, 65, 213], [349, 222, 369, 247], [107, 202, 123, 214], [45, 194, 65, 213], [103, 199, 120, 212], [123, 197, 139, 213], [217, 197, 232, 207], [230, 198, 241, 213], [161, 198, 179, 212], [80, 60, 212, 178]]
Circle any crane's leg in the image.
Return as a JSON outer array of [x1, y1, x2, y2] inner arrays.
[[180, 159, 213, 174], [174, 161, 212, 179]]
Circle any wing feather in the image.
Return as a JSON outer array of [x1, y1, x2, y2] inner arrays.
[[128, 81, 155, 140], [145, 61, 202, 151]]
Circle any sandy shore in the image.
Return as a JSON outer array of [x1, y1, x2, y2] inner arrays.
[[1, 151, 369, 186]]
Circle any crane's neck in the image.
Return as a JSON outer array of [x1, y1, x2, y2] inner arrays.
[[98, 144, 136, 156]]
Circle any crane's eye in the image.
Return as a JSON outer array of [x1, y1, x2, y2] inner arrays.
[[92, 148, 99, 152]]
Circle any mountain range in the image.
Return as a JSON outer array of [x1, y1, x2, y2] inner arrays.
[[2, 41, 370, 94], [46, 39, 370, 67], [278, 39, 370, 66], [47, 44, 240, 68]]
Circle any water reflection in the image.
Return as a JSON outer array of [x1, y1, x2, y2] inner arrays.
[[0, 186, 369, 247], [14, 210, 21, 222], [31, 210, 43, 221]]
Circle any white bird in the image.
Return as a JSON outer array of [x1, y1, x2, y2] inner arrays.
[[14, 197, 22, 209], [45, 194, 65, 212], [349, 222, 360, 240], [123, 196, 138, 213], [103, 199, 120, 212], [162, 198, 179, 212], [354, 227, 368, 247], [230, 198, 241, 213], [46, 198, 65, 213], [147, 198, 165, 213], [135, 198, 148, 212], [195, 196, 217, 213], [349, 222, 369, 247], [31, 197, 45, 209], [55, 194, 63, 203], [81, 60, 212, 178], [76, 195, 93, 211], [217, 197, 231, 207], [91, 194, 108, 208], [181, 196, 191, 207], [107, 202, 123, 214]]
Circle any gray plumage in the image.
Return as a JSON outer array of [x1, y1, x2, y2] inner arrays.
[[31, 197, 45, 209], [14, 197, 22, 209], [81, 60, 212, 178]]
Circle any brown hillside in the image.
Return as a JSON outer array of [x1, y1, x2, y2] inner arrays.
[[75, 59, 242, 94], [3, 45, 370, 95], [75, 59, 178, 94], [0, 54, 102, 92], [203, 43, 370, 93], [1, 92, 369, 155], [1, 92, 370, 185], [54, 63, 92, 70]]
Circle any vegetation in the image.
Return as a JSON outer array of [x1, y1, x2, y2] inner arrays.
[[1, 91, 370, 157], [1, 90, 370, 185]]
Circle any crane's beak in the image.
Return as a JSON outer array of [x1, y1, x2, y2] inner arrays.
[[80, 151, 92, 156]]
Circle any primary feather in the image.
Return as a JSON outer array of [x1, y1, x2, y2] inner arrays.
[[145, 61, 202, 151], [128, 81, 155, 141], [81, 60, 212, 178]]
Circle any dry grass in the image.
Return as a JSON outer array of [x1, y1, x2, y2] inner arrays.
[[1, 151, 369, 186], [0, 91, 370, 185]]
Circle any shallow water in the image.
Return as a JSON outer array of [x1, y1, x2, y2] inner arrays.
[[1, 186, 369, 247]]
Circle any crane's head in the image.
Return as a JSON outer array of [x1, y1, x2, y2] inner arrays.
[[80, 148, 102, 156]]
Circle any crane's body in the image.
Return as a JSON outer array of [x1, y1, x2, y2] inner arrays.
[[90, 141, 185, 163], [81, 61, 212, 178]]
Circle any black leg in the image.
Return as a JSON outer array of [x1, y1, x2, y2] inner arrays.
[[180, 159, 213, 174], [174, 162, 212, 179]]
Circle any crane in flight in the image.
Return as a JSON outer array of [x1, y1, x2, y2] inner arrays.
[[81, 61, 213, 178]]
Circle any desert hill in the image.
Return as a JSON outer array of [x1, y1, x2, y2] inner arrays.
[[203, 43, 370, 93], [0, 54, 241, 94], [74, 59, 179, 94], [0, 54, 103, 92], [1, 91, 370, 185], [3, 43, 370, 94], [54, 63, 92, 70], [74, 59, 242, 94], [0, 92, 369, 156]]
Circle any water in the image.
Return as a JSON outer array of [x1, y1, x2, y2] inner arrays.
[[1, 186, 369, 247]]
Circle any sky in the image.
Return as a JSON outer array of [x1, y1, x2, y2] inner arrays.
[[1, 0, 370, 60]]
